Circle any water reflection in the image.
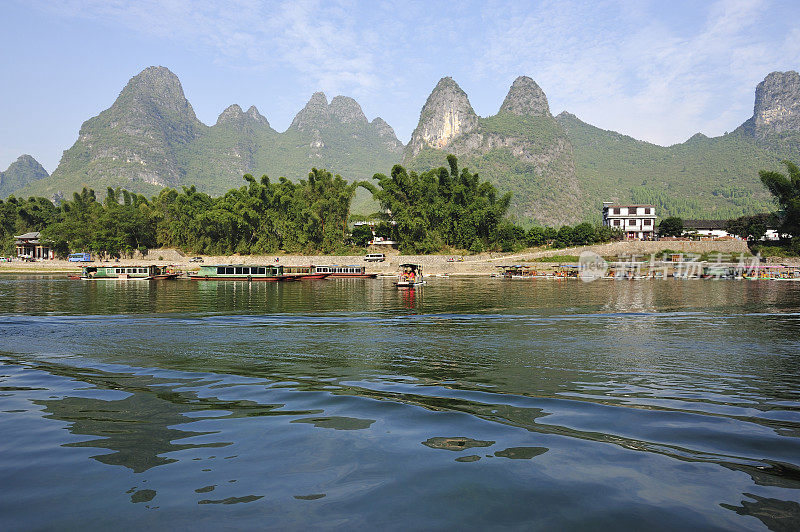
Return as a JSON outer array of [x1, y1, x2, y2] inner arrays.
[[494, 446, 548, 459], [422, 437, 495, 451], [23, 360, 307, 473], [721, 493, 800, 531], [1, 277, 800, 529], [36, 393, 228, 472], [291, 416, 375, 430]]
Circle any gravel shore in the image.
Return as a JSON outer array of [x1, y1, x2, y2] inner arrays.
[[1, 240, 765, 275]]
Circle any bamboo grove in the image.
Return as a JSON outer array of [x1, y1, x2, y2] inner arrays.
[[0, 156, 623, 257]]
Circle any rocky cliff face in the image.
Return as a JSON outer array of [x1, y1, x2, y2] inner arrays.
[[370, 117, 404, 153], [52, 66, 204, 188], [737, 70, 800, 139], [290, 92, 331, 131], [406, 76, 581, 224], [329, 96, 368, 125], [407, 77, 478, 157], [752, 71, 800, 137], [499, 76, 551, 117], [0, 154, 49, 198]]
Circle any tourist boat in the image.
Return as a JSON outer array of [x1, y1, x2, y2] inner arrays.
[[282, 265, 331, 280], [188, 264, 300, 282], [396, 263, 425, 287], [773, 267, 800, 281], [740, 264, 783, 280], [314, 265, 377, 278], [553, 265, 580, 279], [81, 265, 180, 280], [496, 265, 538, 279], [702, 265, 737, 279]]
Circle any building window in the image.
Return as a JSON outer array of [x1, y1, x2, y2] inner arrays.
[[644, 219, 652, 226], [613, 208, 620, 215], [644, 208, 651, 215], [628, 219, 636, 226], [613, 220, 621, 226]]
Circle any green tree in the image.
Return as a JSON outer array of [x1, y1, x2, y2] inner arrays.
[[350, 223, 373, 247], [554, 225, 573, 248], [726, 213, 775, 241], [571, 222, 597, 245], [759, 160, 800, 238], [370, 155, 511, 252], [526, 226, 546, 247], [659, 217, 684, 237]]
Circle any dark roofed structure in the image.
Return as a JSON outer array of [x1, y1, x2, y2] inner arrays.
[[683, 220, 728, 230], [14, 231, 54, 260]]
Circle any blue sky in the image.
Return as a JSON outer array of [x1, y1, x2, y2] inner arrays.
[[2, 0, 799, 172]]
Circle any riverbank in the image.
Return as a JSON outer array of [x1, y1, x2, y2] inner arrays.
[[3, 240, 788, 275]]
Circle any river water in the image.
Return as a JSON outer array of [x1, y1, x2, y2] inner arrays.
[[1, 275, 799, 530]]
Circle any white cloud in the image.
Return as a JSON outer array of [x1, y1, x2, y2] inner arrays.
[[475, 0, 799, 144], [28, 0, 400, 98]]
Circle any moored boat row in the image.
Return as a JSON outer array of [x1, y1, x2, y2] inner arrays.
[[81, 265, 180, 280], [495, 262, 800, 281], [189, 264, 305, 281], [76, 263, 389, 282]]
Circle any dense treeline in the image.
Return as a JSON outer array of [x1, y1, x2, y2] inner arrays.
[[0, 156, 622, 257], [366, 155, 511, 253]]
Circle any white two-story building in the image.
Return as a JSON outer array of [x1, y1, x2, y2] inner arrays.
[[602, 203, 657, 240]]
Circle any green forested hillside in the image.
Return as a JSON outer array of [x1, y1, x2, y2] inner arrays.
[[556, 112, 782, 220], [0, 155, 50, 198], [407, 112, 581, 226]]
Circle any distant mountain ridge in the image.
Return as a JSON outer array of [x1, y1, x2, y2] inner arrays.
[[11, 66, 800, 224], [0, 155, 49, 198], [22, 66, 403, 201], [555, 70, 800, 221]]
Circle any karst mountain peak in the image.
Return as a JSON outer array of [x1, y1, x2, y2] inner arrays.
[[11, 65, 800, 224]]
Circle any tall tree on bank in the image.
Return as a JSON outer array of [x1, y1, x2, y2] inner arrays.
[[658, 217, 684, 237], [149, 168, 360, 254], [369, 155, 511, 252], [42, 187, 156, 256], [759, 161, 800, 238]]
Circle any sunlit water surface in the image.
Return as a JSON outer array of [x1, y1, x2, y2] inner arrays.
[[1, 275, 799, 530]]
